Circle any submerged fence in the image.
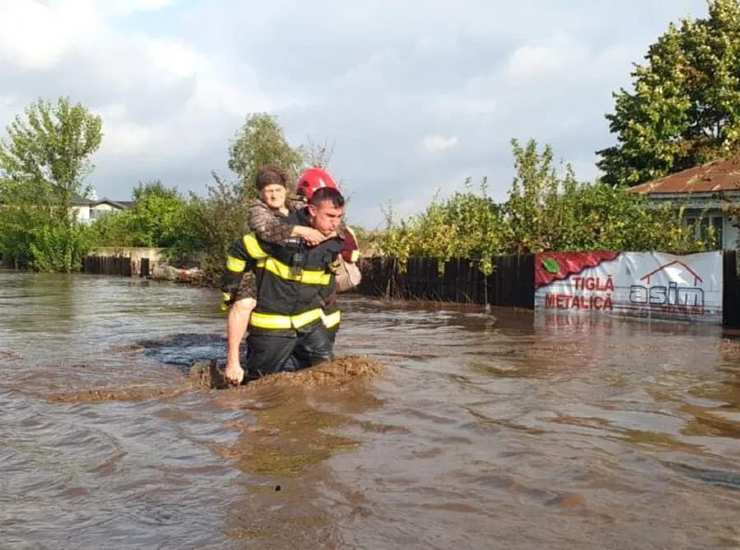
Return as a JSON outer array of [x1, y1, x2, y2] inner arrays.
[[356, 255, 535, 309]]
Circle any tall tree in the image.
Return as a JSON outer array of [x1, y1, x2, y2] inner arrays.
[[0, 97, 102, 271], [228, 113, 304, 197], [597, 0, 740, 186]]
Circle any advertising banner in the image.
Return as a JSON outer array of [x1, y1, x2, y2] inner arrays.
[[534, 251, 723, 324]]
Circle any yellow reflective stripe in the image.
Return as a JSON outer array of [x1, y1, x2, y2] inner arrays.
[[250, 308, 323, 330], [250, 312, 292, 330], [263, 257, 332, 285], [291, 308, 323, 327], [226, 255, 246, 272], [322, 310, 341, 328], [243, 234, 268, 259], [222, 292, 232, 302], [241, 234, 332, 284]]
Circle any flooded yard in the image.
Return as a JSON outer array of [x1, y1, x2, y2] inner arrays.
[[2, 271, 740, 548]]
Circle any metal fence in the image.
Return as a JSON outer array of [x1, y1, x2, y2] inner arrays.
[[356, 255, 535, 309]]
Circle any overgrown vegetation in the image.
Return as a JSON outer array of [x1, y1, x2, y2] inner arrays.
[[377, 140, 712, 274]]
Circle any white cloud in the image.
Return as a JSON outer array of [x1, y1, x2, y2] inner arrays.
[[421, 135, 459, 153], [143, 37, 203, 80], [0, 1, 79, 70], [505, 35, 588, 83], [100, 0, 173, 17]]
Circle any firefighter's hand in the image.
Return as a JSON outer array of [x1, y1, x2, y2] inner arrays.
[[224, 363, 244, 385]]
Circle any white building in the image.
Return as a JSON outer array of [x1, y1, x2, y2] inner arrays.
[[70, 197, 133, 224]]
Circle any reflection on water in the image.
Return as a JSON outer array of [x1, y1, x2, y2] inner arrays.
[[2, 270, 740, 549]]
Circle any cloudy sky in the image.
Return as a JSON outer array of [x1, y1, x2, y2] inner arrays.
[[0, 0, 709, 227]]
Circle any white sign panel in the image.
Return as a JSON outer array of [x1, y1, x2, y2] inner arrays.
[[534, 251, 723, 324]]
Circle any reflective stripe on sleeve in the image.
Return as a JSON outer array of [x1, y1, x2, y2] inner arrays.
[[243, 234, 268, 259], [226, 255, 246, 272]]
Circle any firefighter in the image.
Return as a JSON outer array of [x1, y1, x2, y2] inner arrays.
[[221, 186, 348, 379]]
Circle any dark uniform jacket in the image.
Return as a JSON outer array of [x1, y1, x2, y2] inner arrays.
[[221, 210, 344, 335]]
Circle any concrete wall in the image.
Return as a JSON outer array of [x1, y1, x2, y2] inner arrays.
[[88, 247, 165, 276], [89, 246, 164, 262]]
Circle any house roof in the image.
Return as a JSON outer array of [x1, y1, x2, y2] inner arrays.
[[92, 198, 133, 209], [629, 157, 740, 195], [70, 195, 94, 206], [70, 195, 132, 208]]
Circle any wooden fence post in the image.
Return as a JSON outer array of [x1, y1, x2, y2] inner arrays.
[[723, 250, 739, 327]]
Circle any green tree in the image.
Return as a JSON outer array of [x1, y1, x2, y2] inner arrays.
[[0, 97, 102, 271], [90, 181, 188, 248], [228, 113, 304, 196], [505, 139, 569, 253], [597, 0, 740, 186], [127, 181, 187, 247]]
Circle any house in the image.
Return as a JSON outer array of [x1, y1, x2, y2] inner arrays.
[[71, 196, 133, 224], [629, 158, 740, 250]]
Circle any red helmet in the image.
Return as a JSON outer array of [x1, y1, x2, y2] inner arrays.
[[296, 167, 337, 201]]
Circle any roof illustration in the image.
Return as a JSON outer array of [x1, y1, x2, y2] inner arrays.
[[640, 260, 703, 285]]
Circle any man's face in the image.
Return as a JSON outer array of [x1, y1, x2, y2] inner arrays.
[[308, 200, 344, 236], [260, 183, 287, 210]]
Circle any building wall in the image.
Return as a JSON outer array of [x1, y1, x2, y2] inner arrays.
[[90, 203, 122, 220], [683, 208, 738, 250], [727, 216, 740, 250], [72, 205, 91, 223], [72, 203, 124, 223]]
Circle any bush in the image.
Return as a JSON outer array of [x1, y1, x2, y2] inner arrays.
[[377, 139, 712, 272]]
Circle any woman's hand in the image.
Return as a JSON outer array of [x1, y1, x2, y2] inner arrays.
[[295, 226, 327, 246]]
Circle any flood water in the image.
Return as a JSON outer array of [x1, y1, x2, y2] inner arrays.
[[2, 270, 740, 549]]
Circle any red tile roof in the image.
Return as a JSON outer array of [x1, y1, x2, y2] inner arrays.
[[630, 158, 740, 194]]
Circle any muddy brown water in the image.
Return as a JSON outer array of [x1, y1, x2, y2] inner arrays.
[[2, 271, 740, 549]]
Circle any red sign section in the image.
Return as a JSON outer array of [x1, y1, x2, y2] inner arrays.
[[535, 251, 620, 289]]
